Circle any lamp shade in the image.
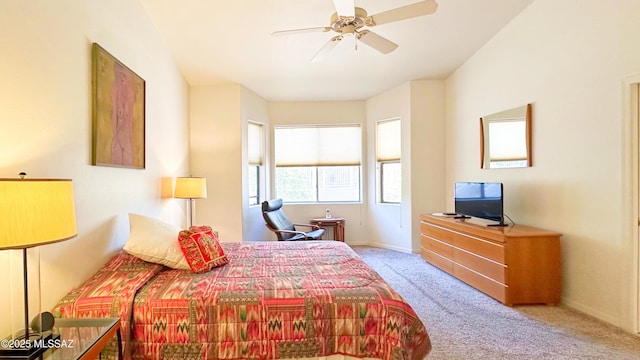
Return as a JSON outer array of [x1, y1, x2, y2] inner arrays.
[[0, 179, 77, 249], [174, 177, 207, 199]]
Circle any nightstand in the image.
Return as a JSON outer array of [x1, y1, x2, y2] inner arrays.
[[46, 318, 122, 360], [309, 217, 345, 242]]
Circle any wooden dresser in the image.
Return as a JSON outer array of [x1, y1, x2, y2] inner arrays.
[[420, 214, 561, 306]]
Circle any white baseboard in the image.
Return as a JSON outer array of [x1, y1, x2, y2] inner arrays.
[[561, 296, 627, 331], [354, 241, 414, 254]]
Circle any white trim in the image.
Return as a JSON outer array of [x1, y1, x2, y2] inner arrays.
[[561, 297, 622, 328], [363, 241, 414, 254], [622, 74, 640, 334]]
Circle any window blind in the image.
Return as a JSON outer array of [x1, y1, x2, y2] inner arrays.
[[376, 119, 401, 161], [248, 122, 263, 165], [275, 125, 361, 167]]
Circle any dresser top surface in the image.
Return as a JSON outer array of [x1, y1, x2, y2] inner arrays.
[[421, 213, 562, 240]]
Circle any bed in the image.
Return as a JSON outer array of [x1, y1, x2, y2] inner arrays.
[[53, 240, 431, 360]]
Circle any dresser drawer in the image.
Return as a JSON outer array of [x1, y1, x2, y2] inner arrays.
[[453, 249, 506, 284], [421, 222, 454, 244], [452, 233, 505, 264], [424, 250, 454, 275], [454, 264, 507, 303], [422, 236, 454, 259]]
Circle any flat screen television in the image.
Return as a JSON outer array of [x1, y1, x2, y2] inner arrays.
[[454, 182, 504, 225]]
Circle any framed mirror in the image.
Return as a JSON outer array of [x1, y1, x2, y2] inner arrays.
[[480, 103, 532, 169]]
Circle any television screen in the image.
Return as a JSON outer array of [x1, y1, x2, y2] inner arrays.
[[454, 182, 504, 224]]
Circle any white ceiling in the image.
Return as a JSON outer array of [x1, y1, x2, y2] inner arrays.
[[140, 0, 534, 101]]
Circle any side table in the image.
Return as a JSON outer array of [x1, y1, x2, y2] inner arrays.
[[309, 217, 345, 242], [46, 317, 122, 360]]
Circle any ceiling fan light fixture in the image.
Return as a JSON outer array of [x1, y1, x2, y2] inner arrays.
[[330, 7, 367, 33], [272, 0, 438, 62]]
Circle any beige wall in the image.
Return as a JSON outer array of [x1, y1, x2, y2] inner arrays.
[[409, 80, 447, 250], [365, 81, 446, 252], [445, 0, 640, 331], [195, 92, 445, 251], [190, 85, 271, 241], [190, 85, 244, 241], [0, 0, 189, 336], [241, 87, 271, 241], [366, 84, 412, 251]]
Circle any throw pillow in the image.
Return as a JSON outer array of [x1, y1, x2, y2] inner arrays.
[[123, 213, 190, 270], [178, 225, 228, 273]]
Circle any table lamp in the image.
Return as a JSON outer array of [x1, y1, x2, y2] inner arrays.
[[0, 175, 77, 358], [174, 176, 207, 228]]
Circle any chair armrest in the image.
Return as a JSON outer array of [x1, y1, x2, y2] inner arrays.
[[293, 223, 321, 230], [273, 229, 312, 240], [273, 229, 309, 237], [274, 229, 306, 235]]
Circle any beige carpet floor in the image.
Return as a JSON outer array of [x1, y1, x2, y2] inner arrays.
[[353, 246, 640, 359]]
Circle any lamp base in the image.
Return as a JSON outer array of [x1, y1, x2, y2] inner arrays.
[[0, 332, 59, 359]]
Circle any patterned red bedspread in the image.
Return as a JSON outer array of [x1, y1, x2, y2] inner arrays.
[[54, 241, 431, 360]]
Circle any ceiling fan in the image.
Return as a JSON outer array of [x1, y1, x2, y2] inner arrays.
[[272, 0, 438, 63]]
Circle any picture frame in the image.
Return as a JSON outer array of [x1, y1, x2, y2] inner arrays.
[[91, 43, 146, 169]]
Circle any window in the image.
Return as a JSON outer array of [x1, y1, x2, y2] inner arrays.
[[274, 125, 361, 203], [376, 119, 401, 203], [248, 122, 263, 205]]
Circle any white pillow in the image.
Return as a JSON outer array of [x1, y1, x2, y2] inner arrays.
[[123, 213, 190, 270]]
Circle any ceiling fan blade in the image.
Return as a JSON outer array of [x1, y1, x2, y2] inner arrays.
[[357, 30, 398, 54], [310, 35, 343, 63], [272, 26, 332, 36], [333, 0, 355, 17], [367, 0, 438, 26]]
